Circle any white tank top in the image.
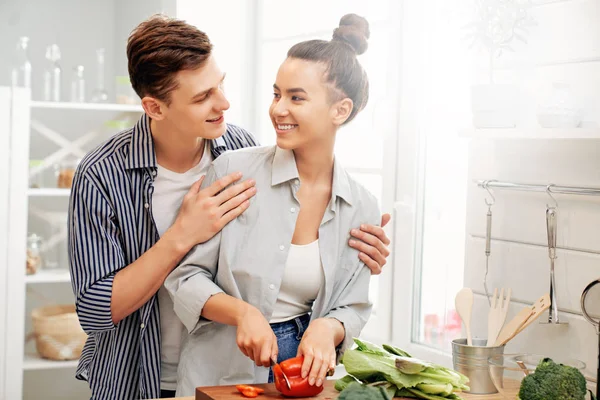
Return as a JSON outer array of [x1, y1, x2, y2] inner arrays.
[[270, 240, 325, 323]]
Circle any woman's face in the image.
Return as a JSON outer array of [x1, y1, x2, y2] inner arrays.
[[269, 57, 349, 151]]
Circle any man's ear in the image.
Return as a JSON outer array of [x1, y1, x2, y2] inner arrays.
[[331, 98, 353, 126], [142, 96, 166, 120]]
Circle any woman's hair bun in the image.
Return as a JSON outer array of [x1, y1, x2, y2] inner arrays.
[[332, 13, 370, 55]]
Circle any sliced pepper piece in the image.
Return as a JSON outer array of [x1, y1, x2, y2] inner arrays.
[[236, 385, 265, 394], [240, 388, 259, 398]]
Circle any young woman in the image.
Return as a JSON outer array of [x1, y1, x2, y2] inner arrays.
[[165, 14, 380, 396]]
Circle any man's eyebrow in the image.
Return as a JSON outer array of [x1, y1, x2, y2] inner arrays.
[[192, 73, 226, 100]]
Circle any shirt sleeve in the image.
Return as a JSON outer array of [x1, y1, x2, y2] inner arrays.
[[68, 172, 123, 334], [163, 163, 226, 334], [324, 198, 382, 361]]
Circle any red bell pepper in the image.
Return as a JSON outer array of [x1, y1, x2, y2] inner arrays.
[[273, 356, 324, 398]]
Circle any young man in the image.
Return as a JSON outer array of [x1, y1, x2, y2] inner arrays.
[[68, 15, 391, 400]]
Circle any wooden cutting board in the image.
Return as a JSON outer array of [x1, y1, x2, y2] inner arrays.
[[195, 380, 414, 400], [195, 381, 340, 400]]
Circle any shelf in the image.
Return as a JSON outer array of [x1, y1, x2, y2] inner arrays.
[[23, 354, 79, 371], [31, 101, 143, 113], [26, 269, 71, 284], [460, 127, 600, 139], [27, 188, 70, 197]]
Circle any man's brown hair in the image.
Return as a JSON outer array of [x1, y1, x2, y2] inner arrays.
[[127, 14, 212, 104]]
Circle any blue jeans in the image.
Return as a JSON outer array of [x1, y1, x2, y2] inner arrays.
[[267, 314, 310, 383]]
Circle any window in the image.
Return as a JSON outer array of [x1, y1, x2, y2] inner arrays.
[[392, 0, 471, 363]]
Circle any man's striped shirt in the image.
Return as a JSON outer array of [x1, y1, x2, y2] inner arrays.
[[68, 114, 257, 399]]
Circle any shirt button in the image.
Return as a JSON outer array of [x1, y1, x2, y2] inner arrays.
[[144, 203, 149, 209], [269, 284, 275, 290], [290, 207, 296, 213], [140, 323, 145, 329], [294, 179, 300, 185], [152, 170, 157, 176], [279, 245, 285, 251]]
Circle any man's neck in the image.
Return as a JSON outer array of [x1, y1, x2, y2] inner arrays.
[[151, 119, 206, 173]]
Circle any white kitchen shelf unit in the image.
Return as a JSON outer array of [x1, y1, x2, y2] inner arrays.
[[23, 354, 79, 371], [27, 189, 71, 197], [25, 269, 71, 284], [1, 86, 144, 400]]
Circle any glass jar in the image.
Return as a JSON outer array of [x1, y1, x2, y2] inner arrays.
[[29, 160, 44, 188], [11, 37, 32, 89], [70, 65, 86, 103], [55, 159, 79, 188], [43, 213, 67, 270], [90, 48, 109, 103], [26, 234, 44, 275], [43, 44, 62, 102]]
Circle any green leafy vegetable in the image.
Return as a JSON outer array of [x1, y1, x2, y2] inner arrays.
[[336, 339, 469, 399]]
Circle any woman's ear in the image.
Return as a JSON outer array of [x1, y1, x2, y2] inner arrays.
[[142, 96, 166, 120], [331, 98, 353, 126]]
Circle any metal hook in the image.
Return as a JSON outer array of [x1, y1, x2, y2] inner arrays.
[[484, 180, 496, 207], [546, 184, 558, 209]]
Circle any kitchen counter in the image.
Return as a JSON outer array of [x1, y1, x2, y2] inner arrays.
[[155, 393, 506, 400], [154, 380, 517, 400], [154, 392, 507, 400]]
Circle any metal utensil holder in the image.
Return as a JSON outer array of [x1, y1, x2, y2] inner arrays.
[[452, 338, 505, 394]]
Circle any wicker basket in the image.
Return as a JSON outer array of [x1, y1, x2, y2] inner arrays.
[[31, 304, 87, 361]]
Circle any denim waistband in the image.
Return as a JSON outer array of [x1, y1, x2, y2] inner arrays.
[[270, 314, 310, 341]]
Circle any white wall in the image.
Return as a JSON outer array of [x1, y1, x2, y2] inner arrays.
[[465, 0, 599, 390]]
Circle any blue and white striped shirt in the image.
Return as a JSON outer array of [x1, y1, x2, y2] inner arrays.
[[67, 114, 257, 400]]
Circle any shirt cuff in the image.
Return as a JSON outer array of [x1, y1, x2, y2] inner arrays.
[[324, 308, 362, 363], [173, 274, 225, 334], [76, 273, 117, 333]]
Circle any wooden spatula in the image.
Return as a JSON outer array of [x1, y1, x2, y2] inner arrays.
[[515, 293, 551, 335], [455, 288, 474, 346], [494, 293, 550, 346], [494, 307, 533, 347]]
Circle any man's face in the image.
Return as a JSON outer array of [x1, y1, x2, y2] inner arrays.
[[162, 55, 230, 140]]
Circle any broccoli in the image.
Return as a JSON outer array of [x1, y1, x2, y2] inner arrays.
[[518, 358, 588, 400]]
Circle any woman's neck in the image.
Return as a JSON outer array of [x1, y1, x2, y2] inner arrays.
[[151, 119, 205, 173], [293, 141, 335, 186]]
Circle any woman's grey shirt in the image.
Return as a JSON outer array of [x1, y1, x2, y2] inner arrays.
[[164, 145, 380, 396]]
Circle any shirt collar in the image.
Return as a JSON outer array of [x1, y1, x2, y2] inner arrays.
[[271, 146, 353, 206], [125, 115, 230, 171], [209, 135, 228, 158], [125, 114, 157, 170]]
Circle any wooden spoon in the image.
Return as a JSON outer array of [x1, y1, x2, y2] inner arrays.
[[455, 288, 474, 346]]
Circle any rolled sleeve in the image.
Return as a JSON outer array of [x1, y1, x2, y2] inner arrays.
[[164, 164, 226, 334], [165, 240, 224, 334], [68, 173, 123, 333]]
